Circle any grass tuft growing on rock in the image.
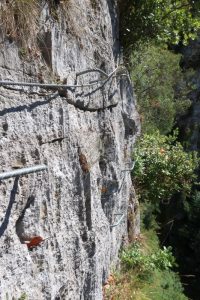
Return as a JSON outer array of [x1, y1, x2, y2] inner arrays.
[[0, 0, 40, 47]]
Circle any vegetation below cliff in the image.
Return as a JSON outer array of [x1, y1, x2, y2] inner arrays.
[[105, 230, 187, 300], [114, 1, 200, 299]]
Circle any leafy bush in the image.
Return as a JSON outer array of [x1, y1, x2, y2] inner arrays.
[[121, 242, 175, 272], [131, 42, 192, 134], [133, 130, 198, 204]]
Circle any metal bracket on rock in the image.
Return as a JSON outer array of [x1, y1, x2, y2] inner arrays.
[[121, 161, 135, 172], [110, 213, 125, 228]]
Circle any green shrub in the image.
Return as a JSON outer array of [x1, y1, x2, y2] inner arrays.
[[121, 242, 175, 272], [133, 130, 198, 204], [18, 293, 27, 300]]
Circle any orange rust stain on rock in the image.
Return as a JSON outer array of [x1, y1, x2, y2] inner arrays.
[[79, 152, 90, 173], [26, 236, 44, 249]]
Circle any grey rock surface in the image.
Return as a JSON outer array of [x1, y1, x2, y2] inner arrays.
[[0, 1, 140, 299]]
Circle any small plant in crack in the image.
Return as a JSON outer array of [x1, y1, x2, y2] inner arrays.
[[17, 293, 27, 300], [18, 47, 27, 59], [90, 0, 98, 10]]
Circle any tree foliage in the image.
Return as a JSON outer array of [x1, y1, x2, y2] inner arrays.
[[120, 0, 200, 49], [131, 42, 193, 134], [133, 131, 198, 204]]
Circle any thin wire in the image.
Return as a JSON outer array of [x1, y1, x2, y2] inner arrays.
[[76, 68, 109, 78], [161, 220, 174, 246], [0, 80, 102, 89], [121, 161, 135, 172]]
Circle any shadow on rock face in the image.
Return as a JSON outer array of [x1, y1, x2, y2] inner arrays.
[[0, 177, 19, 238]]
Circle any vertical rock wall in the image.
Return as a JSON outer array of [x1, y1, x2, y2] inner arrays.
[[0, 1, 140, 299]]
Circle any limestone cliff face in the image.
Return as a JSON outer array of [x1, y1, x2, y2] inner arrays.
[[0, 1, 140, 299]]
